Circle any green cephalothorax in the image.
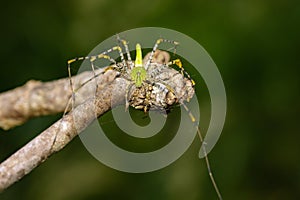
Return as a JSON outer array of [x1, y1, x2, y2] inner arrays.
[[130, 43, 147, 87]]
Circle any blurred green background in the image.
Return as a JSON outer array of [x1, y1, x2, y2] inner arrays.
[[0, 0, 299, 199]]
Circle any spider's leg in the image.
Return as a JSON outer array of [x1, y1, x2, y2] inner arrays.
[[145, 38, 179, 70], [117, 35, 132, 64], [181, 103, 223, 200], [125, 82, 134, 111], [67, 46, 123, 112], [100, 45, 127, 72], [167, 58, 195, 87]]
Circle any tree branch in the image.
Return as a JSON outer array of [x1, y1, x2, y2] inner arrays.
[[0, 67, 117, 130], [0, 70, 125, 192], [0, 50, 193, 192]]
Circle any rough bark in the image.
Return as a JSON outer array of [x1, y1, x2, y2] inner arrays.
[[0, 50, 192, 192], [0, 70, 125, 192]]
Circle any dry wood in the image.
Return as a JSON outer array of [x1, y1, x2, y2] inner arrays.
[[0, 51, 193, 192]]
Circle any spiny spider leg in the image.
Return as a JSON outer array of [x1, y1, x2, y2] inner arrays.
[[181, 103, 223, 200], [167, 59, 195, 87], [125, 82, 134, 111], [67, 45, 125, 113], [145, 38, 179, 70], [116, 35, 132, 65]]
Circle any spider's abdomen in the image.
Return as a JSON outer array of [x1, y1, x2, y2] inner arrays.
[[128, 82, 177, 112]]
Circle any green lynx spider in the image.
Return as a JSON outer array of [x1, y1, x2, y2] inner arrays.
[[67, 36, 222, 199]]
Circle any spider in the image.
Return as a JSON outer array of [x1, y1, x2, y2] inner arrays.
[[67, 37, 195, 113], [67, 36, 222, 199]]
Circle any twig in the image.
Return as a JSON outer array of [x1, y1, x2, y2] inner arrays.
[[0, 68, 116, 130], [0, 50, 191, 192], [0, 70, 125, 192]]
